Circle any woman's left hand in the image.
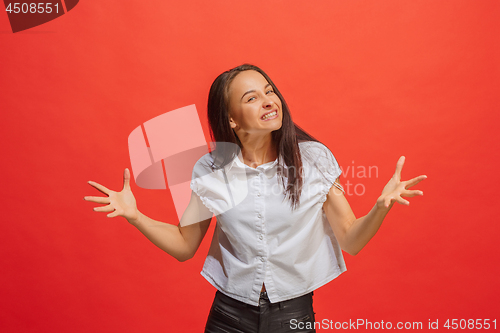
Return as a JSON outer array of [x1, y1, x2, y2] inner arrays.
[[377, 156, 427, 209]]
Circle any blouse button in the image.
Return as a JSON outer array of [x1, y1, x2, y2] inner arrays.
[[259, 235, 264, 240], [257, 192, 261, 197], [260, 257, 266, 262], [257, 213, 262, 218]]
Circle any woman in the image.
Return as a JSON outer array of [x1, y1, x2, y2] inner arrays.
[[85, 64, 426, 332]]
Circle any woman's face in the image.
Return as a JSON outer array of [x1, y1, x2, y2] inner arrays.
[[227, 70, 283, 137]]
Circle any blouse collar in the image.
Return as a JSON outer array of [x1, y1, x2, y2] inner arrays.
[[223, 151, 282, 176]]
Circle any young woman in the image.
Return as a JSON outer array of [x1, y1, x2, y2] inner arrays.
[[85, 64, 426, 333]]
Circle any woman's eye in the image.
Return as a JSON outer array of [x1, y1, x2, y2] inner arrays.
[[247, 90, 273, 102]]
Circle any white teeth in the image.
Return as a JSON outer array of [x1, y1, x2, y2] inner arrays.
[[262, 111, 277, 120]]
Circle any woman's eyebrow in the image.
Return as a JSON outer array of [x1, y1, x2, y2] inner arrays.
[[241, 84, 272, 100]]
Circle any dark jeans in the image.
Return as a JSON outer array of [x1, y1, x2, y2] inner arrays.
[[204, 290, 316, 333]]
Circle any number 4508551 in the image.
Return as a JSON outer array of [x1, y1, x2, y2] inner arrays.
[[6, 3, 60, 14], [444, 319, 496, 330]]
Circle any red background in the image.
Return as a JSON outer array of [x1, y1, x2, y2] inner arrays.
[[1, 1, 499, 332]]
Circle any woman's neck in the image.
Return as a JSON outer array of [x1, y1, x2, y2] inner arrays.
[[239, 134, 277, 169]]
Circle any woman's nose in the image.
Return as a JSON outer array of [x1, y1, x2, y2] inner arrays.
[[262, 97, 274, 108]]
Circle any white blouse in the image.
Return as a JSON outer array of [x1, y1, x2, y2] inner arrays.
[[190, 140, 347, 306]]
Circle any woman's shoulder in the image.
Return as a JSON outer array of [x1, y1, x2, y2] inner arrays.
[[298, 140, 333, 158], [195, 150, 214, 165], [299, 140, 328, 149], [192, 149, 238, 178], [192, 151, 216, 176], [298, 140, 340, 171]]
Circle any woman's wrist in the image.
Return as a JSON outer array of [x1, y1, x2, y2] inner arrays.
[[376, 195, 393, 211], [126, 209, 142, 226]]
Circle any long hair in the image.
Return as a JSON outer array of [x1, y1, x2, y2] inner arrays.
[[207, 64, 318, 210]]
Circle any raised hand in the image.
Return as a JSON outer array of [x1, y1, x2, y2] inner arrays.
[[84, 168, 139, 222], [378, 156, 427, 209]]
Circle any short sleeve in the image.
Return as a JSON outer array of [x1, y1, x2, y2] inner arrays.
[[300, 141, 344, 203], [189, 153, 220, 216], [189, 152, 249, 216]]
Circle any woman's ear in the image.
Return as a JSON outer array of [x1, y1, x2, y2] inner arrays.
[[229, 115, 237, 129]]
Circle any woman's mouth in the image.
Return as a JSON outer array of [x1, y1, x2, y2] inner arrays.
[[261, 110, 278, 121]]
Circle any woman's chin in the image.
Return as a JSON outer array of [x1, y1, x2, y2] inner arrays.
[[263, 119, 282, 131]]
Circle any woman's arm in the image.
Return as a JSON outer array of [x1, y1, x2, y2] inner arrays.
[[322, 156, 427, 256], [85, 168, 213, 262], [129, 192, 212, 262]]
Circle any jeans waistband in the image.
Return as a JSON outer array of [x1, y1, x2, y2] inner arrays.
[[216, 290, 313, 309]]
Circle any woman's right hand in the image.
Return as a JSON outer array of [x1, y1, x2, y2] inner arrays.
[[84, 168, 139, 223]]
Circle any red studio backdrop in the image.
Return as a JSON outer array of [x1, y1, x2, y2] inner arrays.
[[1, 1, 499, 332]]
